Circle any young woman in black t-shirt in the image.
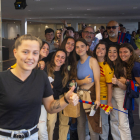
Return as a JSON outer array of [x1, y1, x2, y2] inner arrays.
[[0, 35, 79, 140], [46, 49, 69, 140]]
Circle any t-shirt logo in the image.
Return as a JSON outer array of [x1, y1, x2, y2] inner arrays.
[[109, 72, 112, 74]]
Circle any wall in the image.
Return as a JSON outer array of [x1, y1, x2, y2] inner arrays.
[[2, 21, 139, 40], [121, 22, 138, 34]]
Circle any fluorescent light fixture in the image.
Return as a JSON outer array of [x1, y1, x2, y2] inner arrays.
[[67, 8, 71, 9], [87, 9, 91, 10], [133, 7, 137, 9]]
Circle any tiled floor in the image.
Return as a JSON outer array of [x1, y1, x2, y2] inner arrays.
[[3, 59, 140, 140]]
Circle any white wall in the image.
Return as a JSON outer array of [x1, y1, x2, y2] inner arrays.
[[7, 23, 20, 39], [2, 21, 139, 40], [121, 22, 138, 34]]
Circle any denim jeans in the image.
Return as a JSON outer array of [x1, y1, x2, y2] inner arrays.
[[0, 125, 38, 140]]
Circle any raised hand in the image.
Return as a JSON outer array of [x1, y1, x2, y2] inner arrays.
[[112, 75, 118, 85], [65, 86, 79, 106]]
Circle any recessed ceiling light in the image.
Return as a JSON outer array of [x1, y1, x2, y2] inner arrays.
[[133, 7, 137, 9], [14, 22, 15, 23], [30, 22, 31, 23], [87, 9, 91, 10], [50, 8, 54, 10], [67, 8, 71, 9]]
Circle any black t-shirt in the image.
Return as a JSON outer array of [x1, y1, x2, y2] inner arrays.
[[52, 71, 63, 99], [103, 37, 137, 50], [0, 69, 53, 130]]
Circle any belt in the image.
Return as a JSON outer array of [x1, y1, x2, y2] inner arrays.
[[0, 127, 38, 138]]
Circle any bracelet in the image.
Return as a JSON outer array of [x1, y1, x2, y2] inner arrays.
[[64, 96, 69, 104]]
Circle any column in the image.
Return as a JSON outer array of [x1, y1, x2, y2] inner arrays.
[[0, 0, 2, 71], [21, 18, 27, 35], [71, 21, 78, 31]]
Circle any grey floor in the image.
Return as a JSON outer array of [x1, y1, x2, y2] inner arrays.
[[3, 59, 140, 140]]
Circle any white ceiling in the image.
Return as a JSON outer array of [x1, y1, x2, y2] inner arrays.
[[2, 0, 140, 23]]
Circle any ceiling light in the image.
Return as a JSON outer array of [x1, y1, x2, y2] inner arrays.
[[67, 8, 71, 9], [50, 8, 54, 10], [133, 7, 137, 9], [14, 22, 15, 23], [87, 9, 91, 10], [30, 22, 31, 23], [34, 0, 41, 1]]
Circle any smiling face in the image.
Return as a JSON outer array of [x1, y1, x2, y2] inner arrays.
[[54, 51, 66, 69], [119, 47, 132, 62], [96, 44, 106, 58], [108, 47, 118, 62], [14, 40, 40, 72], [40, 43, 49, 59], [76, 41, 88, 56], [65, 38, 75, 55]]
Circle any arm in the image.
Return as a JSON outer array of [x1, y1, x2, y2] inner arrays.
[[59, 28, 67, 46], [107, 84, 113, 107], [90, 58, 100, 108], [43, 86, 79, 113], [135, 77, 140, 85]]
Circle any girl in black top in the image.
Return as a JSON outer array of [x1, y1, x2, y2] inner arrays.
[[47, 49, 69, 140], [0, 35, 78, 140]]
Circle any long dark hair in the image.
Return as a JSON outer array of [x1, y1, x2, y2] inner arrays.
[[75, 38, 93, 56], [47, 49, 69, 87], [93, 40, 108, 64], [107, 44, 125, 79], [119, 43, 140, 80], [60, 37, 77, 80]]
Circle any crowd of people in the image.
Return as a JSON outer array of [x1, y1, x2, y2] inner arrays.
[[0, 20, 140, 140]]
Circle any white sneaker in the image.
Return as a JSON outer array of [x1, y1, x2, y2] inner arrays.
[[85, 135, 90, 140]]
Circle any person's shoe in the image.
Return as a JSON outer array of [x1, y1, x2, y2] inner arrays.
[[85, 135, 90, 140]]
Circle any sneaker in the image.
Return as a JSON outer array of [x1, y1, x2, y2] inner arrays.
[[85, 135, 90, 140]]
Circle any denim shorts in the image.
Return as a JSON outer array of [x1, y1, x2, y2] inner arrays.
[[0, 125, 38, 140]]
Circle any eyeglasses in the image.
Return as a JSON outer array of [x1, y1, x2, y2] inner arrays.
[[106, 26, 119, 30], [83, 31, 94, 35]]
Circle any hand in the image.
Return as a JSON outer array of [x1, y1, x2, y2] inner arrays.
[[62, 28, 67, 34], [61, 20, 67, 26], [112, 75, 118, 85], [118, 77, 126, 84], [54, 42, 59, 49], [38, 61, 45, 70], [107, 102, 113, 111], [95, 100, 100, 109], [65, 86, 79, 106], [84, 75, 92, 84]]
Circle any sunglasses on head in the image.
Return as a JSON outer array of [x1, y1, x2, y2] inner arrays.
[[106, 26, 119, 30]]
